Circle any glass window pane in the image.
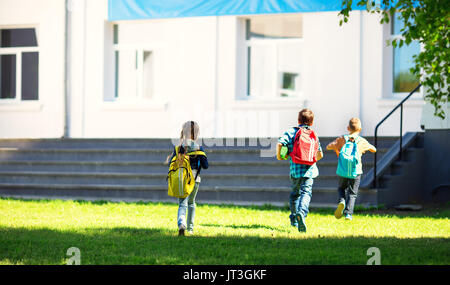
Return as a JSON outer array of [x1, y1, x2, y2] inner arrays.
[[0, 54, 16, 99], [142, 51, 154, 99], [282, 73, 297, 90], [116, 50, 138, 99], [248, 45, 276, 97], [114, 51, 119, 98], [113, 25, 118, 44], [393, 41, 420, 92], [0, 29, 38, 47], [246, 14, 302, 40], [391, 12, 415, 35], [22, 52, 39, 100]]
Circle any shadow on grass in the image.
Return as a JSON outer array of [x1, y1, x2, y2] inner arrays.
[[201, 223, 285, 232], [0, 226, 448, 265]]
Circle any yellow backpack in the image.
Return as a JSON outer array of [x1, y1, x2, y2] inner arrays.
[[167, 146, 206, 198]]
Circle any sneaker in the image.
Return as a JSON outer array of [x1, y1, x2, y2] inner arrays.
[[345, 214, 353, 221], [187, 230, 194, 236], [290, 216, 298, 227], [334, 201, 345, 219], [178, 224, 186, 236], [295, 213, 307, 233]]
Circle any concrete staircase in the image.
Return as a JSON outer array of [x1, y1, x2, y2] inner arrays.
[[364, 132, 426, 207], [0, 137, 397, 207]]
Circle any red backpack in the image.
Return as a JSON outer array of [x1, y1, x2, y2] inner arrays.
[[289, 127, 319, 165]]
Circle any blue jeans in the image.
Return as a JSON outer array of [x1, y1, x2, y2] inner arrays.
[[337, 175, 361, 216], [177, 182, 200, 231], [289, 177, 314, 220]]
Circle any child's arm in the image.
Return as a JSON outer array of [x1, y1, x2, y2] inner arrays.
[[359, 139, 377, 154], [316, 149, 323, 161], [199, 148, 209, 169], [367, 143, 377, 153], [326, 137, 344, 157], [276, 143, 284, 161], [316, 141, 324, 161]]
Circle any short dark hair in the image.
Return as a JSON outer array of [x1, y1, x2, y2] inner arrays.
[[298, 108, 314, 125]]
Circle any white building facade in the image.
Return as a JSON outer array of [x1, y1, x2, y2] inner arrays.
[[0, 0, 427, 139]]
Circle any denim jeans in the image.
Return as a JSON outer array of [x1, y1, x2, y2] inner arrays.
[[337, 175, 361, 216], [289, 177, 314, 220], [177, 182, 200, 231]]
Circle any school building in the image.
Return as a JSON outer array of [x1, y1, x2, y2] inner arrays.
[[1, 0, 447, 140]]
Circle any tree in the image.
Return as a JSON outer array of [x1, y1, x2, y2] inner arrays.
[[339, 0, 449, 119]]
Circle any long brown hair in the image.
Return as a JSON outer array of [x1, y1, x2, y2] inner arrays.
[[165, 121, 200, 165]]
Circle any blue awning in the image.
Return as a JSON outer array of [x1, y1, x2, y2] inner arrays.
[[108, 0, 367, 21]]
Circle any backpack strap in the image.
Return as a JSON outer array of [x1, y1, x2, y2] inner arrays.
[[345, 135, 359, 158], [186, 150, 206, 157]]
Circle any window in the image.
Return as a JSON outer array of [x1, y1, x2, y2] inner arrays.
[[391, 14, 420, 94], [109, 24, 154, 101], [0, 28, 39, 101], [243, 15, 303, 99]]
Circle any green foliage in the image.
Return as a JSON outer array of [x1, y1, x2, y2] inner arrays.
[[339, 0, 450, 118]]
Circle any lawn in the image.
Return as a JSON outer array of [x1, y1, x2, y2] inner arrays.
[[0, 198, 449, 265]]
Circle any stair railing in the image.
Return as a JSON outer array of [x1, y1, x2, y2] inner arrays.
[[373, 84, 422, 188]]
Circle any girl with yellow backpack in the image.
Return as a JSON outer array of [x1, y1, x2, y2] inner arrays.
[[166, 121, 208, 236]]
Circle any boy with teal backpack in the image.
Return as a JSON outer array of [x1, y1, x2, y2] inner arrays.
[[326, 118, 376, 221]]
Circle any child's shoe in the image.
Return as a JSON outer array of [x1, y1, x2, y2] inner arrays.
[[295, 213, 307, 233], [290, 215, 298, 227], [178, 224, 186, 236], [334, 201, 345, 219], [345, 214, 353, 221]]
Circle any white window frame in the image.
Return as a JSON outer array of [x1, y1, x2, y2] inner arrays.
[[385, 19, 423, 100], [0, 27, 39, 103], [112, 43, 157, 102], [242, 18, 304, 100]]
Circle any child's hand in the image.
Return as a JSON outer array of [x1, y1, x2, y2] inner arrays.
[[276, 143, 287, 160], [280, 145, 289, 160]]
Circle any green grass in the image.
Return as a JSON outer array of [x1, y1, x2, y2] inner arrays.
[[0, 198, 449, 265]]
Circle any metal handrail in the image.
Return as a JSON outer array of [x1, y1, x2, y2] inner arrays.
[[373, 84, 422, 188]]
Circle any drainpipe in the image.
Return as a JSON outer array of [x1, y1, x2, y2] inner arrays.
[[358, 11, 364, 135], [63, 0, 70, 138], [213, 16, 219, 138]]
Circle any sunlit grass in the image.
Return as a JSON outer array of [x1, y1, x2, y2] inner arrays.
[[0, 198, 449, 265]]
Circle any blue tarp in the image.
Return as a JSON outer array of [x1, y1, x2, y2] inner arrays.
[[108, 0, 368, 21]]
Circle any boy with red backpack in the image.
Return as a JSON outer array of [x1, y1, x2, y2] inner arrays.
[[276, 109, 323, 233], [326, 118, 376, 221]]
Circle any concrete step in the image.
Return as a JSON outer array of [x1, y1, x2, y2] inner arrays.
[[0, 183, 378, 206], [0, 137, 398, 150], [0, 137, 395, 206], [0, 147, 388, 163], [0, 160, 374, 175], [0, 170, 374, 188]]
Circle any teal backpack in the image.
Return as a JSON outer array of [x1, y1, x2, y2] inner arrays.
[[336, 135, 360, 179]]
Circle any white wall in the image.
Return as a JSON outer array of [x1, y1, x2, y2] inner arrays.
[[70, 0, 217, 138], [0, 0, 426, 139], [0, 0, 65, 138]]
